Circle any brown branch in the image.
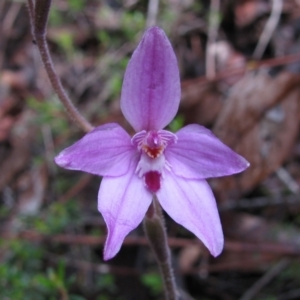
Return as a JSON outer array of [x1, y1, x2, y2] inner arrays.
[[27, 0, 94, 133], [181, 52, 300, 89], [2, 230, 300, 256], [239, 258, 290, 300]]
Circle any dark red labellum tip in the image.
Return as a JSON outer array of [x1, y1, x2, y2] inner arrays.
[[144, 171, 161, 193]]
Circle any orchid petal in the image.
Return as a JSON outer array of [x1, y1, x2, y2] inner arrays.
[[55, 123, 136, 177], [166, 124, 249, 179], [157, 171, 223, 257], [98, 159, 152, 260], [121, 26, 180, 132]]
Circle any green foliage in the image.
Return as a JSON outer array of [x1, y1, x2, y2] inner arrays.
[[96, 55, 129, 100], [191, 2, 203, 12], [0, 240, 71, 300], [0, 198, 115, 299], [23, 201, 81, 234], [168, 115, 185, 132], [96, 274, 117, 293], [109, 73, 123, 98], [97, 30, 111, 48], [0, 204, 10, 219], [121, 11, 145, 40], [49, 6, 65, 26], [141, 272, 163, 296], [49, 0, 85, 26], [27, 97, 69, 136], [68, 0, 85, 12], [52, 31, 75, 57]]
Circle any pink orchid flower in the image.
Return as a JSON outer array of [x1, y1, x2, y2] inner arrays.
[[55, 27, 249, 260]]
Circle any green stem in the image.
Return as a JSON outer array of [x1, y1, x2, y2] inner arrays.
[[143, 197, 178, 300]]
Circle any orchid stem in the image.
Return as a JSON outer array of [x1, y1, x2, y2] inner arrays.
[[26, 0, 94, 133], [144, 197, 178, 300]]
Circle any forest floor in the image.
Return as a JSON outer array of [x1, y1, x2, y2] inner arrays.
[[2, 0, 300, 299]]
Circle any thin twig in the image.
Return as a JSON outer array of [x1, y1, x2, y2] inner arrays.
[[46, 252, 139, 275], [205, 0, 220, 80], [253, 0, 283, 59], [220, 194, 300, 210], [58, 174, 93, 203], [146, 0, 160, 28], [27, 0, 94, 133], [42, 124, 56, 174], [181, 52, 300, 91], [276, 167, 300, 194], [2, 230, 300, 256], [239, 259, 290, 300], [26, 0, 37, 49]]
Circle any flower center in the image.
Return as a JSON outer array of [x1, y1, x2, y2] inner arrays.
[[132, 130, 177, 193], [142, 131, 164, 158]]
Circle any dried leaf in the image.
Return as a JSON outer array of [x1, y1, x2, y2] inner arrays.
[[212, 72, 300, 198]]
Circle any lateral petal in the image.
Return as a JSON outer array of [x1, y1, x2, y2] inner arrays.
[[166, 124, 249, 179], [157, 171, 224, 257], [98, 160, 152, 260], [121, 26, 180, 132], [55, 123, 136, 177]]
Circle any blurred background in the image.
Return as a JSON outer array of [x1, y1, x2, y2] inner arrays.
[[2, 0, 300, 299]]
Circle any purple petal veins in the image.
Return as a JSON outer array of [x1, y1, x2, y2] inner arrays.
[[98, 157, 152, 260], [165, 124, 250, 179], [120, 27, 181, 132], [55, 123, 135, 177], [55, 26, 249, 260], [157, 171, 224, 257]]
